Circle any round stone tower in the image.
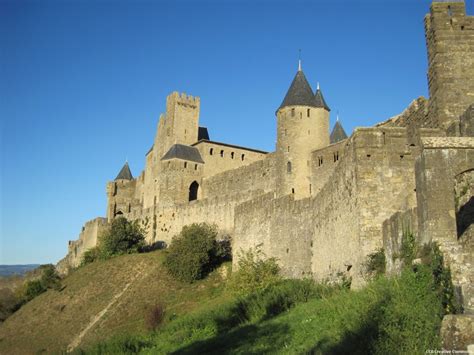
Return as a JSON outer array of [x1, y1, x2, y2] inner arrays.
[[276, 63, 330, 198]]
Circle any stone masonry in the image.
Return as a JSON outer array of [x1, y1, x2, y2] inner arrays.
[[58, 2, 474, 348]]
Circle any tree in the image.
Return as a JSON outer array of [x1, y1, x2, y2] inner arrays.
[[99, 217, 146, 257], [163, 223, 230, 283]]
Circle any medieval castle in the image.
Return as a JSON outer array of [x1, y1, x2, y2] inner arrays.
[[59, 1, 474, 317]]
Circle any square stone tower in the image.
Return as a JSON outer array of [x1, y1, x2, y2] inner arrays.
[[425, 1, 474, 129]]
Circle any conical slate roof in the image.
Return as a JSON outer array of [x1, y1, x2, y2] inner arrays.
[[161, 144, 204, 163], [278, 70, 318, 110], [330, 121, 348, 144], [314, 88, 330, 111], [115, 162, 133, 180]]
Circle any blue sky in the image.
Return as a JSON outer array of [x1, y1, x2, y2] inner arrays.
[[1, 0, 472, 264]]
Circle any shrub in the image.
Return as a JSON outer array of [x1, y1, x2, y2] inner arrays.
[[418, 242, 462, 315], [365, 248, 386, 279], [98, 217, 146, 257], [145, 304, 165, 331], [229, 248, 281, 295], [40, 264, 62, 291], [400, 230, 417, 266], [23, 280, 46, 302], [80, 247, 101, 266], [164, 223, 228, 283]]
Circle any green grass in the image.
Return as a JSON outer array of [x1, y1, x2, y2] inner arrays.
[[0, 248, 448, 355], [82, 265, 444, 355], [0, 250, 232, 354]]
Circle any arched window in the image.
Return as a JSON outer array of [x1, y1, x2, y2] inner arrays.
[[291, 108, 295, 117], [220, 150, 224, 157], [287, 161, 292, 173], [189, 181, 199, 201], [241, 154, 245, 161], [210, 148, 213, 155], [184, 162, 187, 168], [307, 109, 310, 117], [231, 152, 234, 159]]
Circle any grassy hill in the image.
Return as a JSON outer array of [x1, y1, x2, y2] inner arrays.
[[0, 251, 231, 354], [0, 245, 452, 354]]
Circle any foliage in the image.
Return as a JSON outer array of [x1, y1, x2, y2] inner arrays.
[[163, 223, 230, 283], [418, 242, 462, 315], [400, 229, 417, 266], [99, 217, 146, 257], [80, 218, 147, 267], [229, 248, 281, 295], [80, 247, 101, 266], [40, 264, 62, 291], [365, 248, 386, 279], [0, 288, 22, 322], [23, 280, 46, 302], [87, 244, 453, 355], [21, 264, 62, 302], [145, 304, 165, 331]]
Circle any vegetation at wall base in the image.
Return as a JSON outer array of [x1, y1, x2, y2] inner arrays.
[[163, 223, 230, 283], [80, 217, 146, 266], [77, 241, 455, 355]]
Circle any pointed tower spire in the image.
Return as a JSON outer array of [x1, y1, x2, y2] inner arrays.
[[330, 119, 348, 144], [278, 70, 317, 110], [298, 49, 302, 71], [314, 83, 330, 111], [115, 161, 133, 180]]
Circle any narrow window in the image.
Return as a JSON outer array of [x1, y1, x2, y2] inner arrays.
[[220, 150, 224, 157], [286, 248, 289, 254], [189, 181, 199, 201], [128, 203, 131, 213], [308, 130, 310, 135], [194, 164, 198, 170], [241, 154, 245, 161], [287, 161, 292, 173], [309, 184, 312, 194], [461, 25, 464, 30], [291, 188, 295, 194], [285, 129, 287, 135], [210, 148, 213, 155], [231, 152, 234, 159], [307, 109, 310, 117], [291, 108, 295, 117], [300, 112, 302, 119], [184, 162, 187, 168], [287, 146, 290, 152], [184, 129, 187, 134]]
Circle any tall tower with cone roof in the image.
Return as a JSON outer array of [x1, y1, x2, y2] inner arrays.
[[276, 62, 330, 198]]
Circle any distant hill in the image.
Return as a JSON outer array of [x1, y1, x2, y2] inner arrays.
[[0, 265, 40, 277]]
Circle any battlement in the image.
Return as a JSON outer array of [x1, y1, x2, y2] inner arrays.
[[166, 91, 200, 109]]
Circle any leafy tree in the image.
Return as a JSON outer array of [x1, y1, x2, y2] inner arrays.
[[99, 217, 146, 257], [163, 223, 230, 283]]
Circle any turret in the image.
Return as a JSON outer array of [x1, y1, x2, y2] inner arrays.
[[276, 62, 330, 198]]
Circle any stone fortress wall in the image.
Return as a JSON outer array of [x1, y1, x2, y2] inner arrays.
[[59, 3, 474, 341]]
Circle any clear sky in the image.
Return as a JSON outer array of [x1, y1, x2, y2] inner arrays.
[[1, 0, 473, 265]]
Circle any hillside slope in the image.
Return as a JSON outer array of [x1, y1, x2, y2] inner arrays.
[[0, 251, 229, 354]]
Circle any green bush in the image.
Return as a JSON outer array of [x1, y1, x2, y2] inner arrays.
[[365, 248, 386, 279], [229, 248, 281, 295], [80, 247, 101, 266], [99, 217, 146, 257], [400, 230, 417, 265], [23, 280, 46, 302], [40, 264, 62, 291], [163, 223, 229, 283]]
